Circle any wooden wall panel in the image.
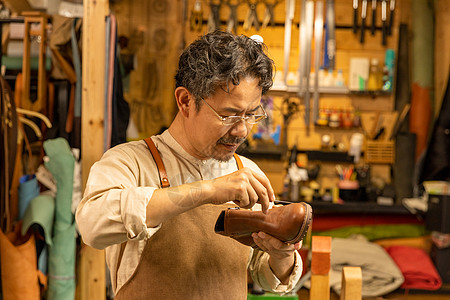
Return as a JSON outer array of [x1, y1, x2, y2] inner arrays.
[[111, 0, 184, 138]]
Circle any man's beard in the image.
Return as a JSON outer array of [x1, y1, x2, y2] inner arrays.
[[209, 136, 247, 162]]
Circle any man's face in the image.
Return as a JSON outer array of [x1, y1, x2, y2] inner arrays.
[[185, 77, 263, 162]]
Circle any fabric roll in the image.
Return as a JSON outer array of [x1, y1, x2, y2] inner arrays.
[[18, 174, 40, 220], [43, 138, 76, 300], [330, 237, 404, 297], [385, 245, 442, 290], [313, 224, 428, 241], [21, 194, 55, 246]]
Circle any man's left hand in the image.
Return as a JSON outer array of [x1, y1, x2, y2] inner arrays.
[[252, 232, 302, 284]]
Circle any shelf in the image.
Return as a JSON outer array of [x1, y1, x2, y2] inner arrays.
[[309, 201, 412, 215], [269, 84, 393, 98], [349, 90, 393, 97], [270, 84, 350, 95], [306, 150, 354, 163], [236, 143, 287, 160]]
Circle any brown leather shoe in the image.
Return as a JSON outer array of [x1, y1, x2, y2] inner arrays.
[[214, 202, 312, 248]]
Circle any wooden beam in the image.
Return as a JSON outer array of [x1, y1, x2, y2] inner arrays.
[[310, 236, 332, 300], [340, 267, 362, 300], [78, 0, 109, 299]]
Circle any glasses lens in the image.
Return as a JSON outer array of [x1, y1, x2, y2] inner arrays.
[[246, 114, 266, 125], [222, 116, 241, 125]]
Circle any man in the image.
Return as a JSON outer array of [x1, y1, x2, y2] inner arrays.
[[76, 30, 303, 299]]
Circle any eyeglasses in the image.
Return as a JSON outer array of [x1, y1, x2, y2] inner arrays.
[[200, 97, 267, 126]]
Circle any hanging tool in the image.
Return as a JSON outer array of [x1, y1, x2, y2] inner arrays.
[[353, 0, 358, 34], [262, 0, 280, 28], [190, 0, 203, 32], [381, 0, 387, 45], [324, 0, 336, 70], [298, 0, 307, 93], [360, 0, 367, 43], [312, 2, 324, 122], [370, 0, 377, 35], [299, 0, 314, 133], [313, 1, 324, 124], [225, 0, 241, 33], [207, 0, 222, 32], [243, 0, 260, 31], [388, 0, 395, 35], [283, 0, 294, 86]]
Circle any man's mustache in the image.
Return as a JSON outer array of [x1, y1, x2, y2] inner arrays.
[[217, 136, 246, 145]]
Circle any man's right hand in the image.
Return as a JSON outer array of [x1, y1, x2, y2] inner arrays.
[[204, 167, 275, 214]]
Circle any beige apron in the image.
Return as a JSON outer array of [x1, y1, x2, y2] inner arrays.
[[115, 138, 250, 299]]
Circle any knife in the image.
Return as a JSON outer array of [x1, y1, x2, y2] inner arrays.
[[388, 0, 395, 35], [353, 0, 359, 34], [371, 0, 377, 35], [381, 0, 387, 45], [360, 0, 367, 43]]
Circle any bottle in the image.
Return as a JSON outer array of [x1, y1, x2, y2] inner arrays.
[[329, 109, 340, 128], [382, 49, 395, 92], [352, 109, 361, 128], [342, 109, 353, 128], [335, 69, 345, 87], [367, 58, 382, 91], [316, 107, 329, 127], [318, 68, 326, 86]]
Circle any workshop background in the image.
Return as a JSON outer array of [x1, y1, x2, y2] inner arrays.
[[0, 0, 449, 299]]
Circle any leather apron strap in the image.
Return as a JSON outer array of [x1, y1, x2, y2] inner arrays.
[[143, 137, 170, 188], [233, 153, 243, 170], [144, 137, 243, 188]]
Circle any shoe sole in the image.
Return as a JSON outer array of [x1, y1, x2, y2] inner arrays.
[[285, 202, 313, 244]]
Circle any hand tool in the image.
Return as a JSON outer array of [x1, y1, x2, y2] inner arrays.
[[190, 0, 203, 32], [360, 0, 367, 43], [207, 0, 222, 32], [381, 0, 387, 45], [371, 0, 377, 35], [313, 1, 324, 124], [243, 0, 260, 31], [283, 0, 294, 86], [388, 0, 395, 35], [262, 0, 280, 28], [225, 0, 240, 33], [353, 0, 358, 34], [298, 0, 307, 93], [325, 0, 336, 70], [299, 0, 314, 132]]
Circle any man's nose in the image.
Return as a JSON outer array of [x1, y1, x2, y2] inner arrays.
[[229, 119, 250, 138]]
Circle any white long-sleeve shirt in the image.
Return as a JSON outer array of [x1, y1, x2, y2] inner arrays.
[[76, 130, 302, 294]]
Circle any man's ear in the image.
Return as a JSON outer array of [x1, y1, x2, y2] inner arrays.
[[174, 87, 194, 117]]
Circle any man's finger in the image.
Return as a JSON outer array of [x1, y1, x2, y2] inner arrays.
[[251, 171, 275, 202]]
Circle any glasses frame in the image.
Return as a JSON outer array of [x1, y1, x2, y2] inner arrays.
[[200, 97, 267, 126]]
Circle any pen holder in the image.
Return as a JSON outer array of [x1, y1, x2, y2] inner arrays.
[[338, 180, 360, 202]]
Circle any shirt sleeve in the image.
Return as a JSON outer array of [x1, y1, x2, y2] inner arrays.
[[248, 249, 303, 294], [75, 145, 161, 249]]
